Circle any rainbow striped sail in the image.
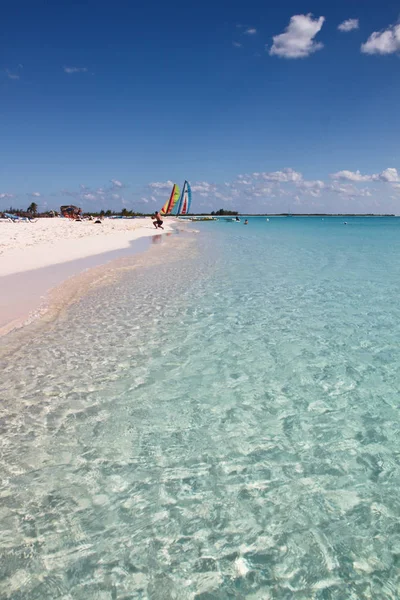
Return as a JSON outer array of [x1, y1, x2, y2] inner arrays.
[[161, 184, 180, 215], [176, 180, 192, 215]]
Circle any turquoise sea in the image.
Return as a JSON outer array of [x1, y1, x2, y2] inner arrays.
[[2, 216, 400, 599]]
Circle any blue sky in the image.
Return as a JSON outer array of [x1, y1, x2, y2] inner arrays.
[[2, 0, 400, 213]]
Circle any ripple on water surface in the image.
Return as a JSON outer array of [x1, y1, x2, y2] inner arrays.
[[1, 219, 400, 599]]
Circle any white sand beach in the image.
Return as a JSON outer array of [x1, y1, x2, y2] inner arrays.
[[0, 216, 176, 336], [0, 217, 173, 276]]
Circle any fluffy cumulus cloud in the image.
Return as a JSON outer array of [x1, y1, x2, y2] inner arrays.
[[110, 179, 123, 188], [328, 182, 373, 199], [380, 168, 400, 182], [251, 168, 303, 183], [298, 179, 325, 197], [149, 180, 174, 190], [331, 170, 373, 182], [191, 182, 216, 194], [60, 179, 129, 210], [270, 14, 325, 59], [338, 18, 359, 32], [8, 165, 400, 215], [331, 168, 400, 183], [361, 22, 400, 55], [182, 165, 400, 213], [63, 66, 88, 74], [236, 171, 327, 199]]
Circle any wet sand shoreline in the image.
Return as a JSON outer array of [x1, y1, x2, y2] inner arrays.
[[0, 227, 196, 356]]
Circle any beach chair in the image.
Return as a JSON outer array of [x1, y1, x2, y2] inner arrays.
[[4, 213, 37, 222]]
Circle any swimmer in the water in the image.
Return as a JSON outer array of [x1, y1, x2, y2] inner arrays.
[[244, 219, 248, 225]]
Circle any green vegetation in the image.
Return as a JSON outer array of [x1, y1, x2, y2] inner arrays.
[[211, 209, 239, 216], [90, 208, 146, 218], [27, 202, 38, 216]]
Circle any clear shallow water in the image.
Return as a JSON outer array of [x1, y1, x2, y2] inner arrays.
[[2, 218, 400, 599]]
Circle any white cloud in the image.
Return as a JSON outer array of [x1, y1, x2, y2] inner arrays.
[[270, 14, 325, 59], [214, 190, 235, 202], [0, 193, 14, 199], [331, 169, 373, 182], [60, 181, 134, 211], [257, 168, 303, 183], [110, 179, 123, 187], [361, 23, 400, 55], [331, 168, 400, 183], [252, 186, 274, 197], [149, 180, 174, 190], [329, 181, 375, 198], [299, 179, 325, 197], [141, 167, 400, 215], [191, 182, 218, 197], [338, 19, 359, 32], [379, 168, 400, 182], [63, 66, 88, 74], [49, 166, 400, 215], [233, 42, 242, 48], [245, 28, 257, 35], [300, 179, 325, 189], [191, 182, 212, 193], [6, 69, 20, 80], [29, 192, 41, 197]]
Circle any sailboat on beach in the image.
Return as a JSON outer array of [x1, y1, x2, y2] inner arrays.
[[177, 180, 192, 215], [161, 181, 192, 216], [160, 184, 180, 215]]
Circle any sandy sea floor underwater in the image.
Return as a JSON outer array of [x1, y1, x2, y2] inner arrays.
[[2, 217, 400, 599]]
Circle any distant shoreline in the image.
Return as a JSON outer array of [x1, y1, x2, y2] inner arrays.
[[189, 213, 397, 217]]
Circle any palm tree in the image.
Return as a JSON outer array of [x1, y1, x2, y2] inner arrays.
[[27, 202, 38, 216]]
